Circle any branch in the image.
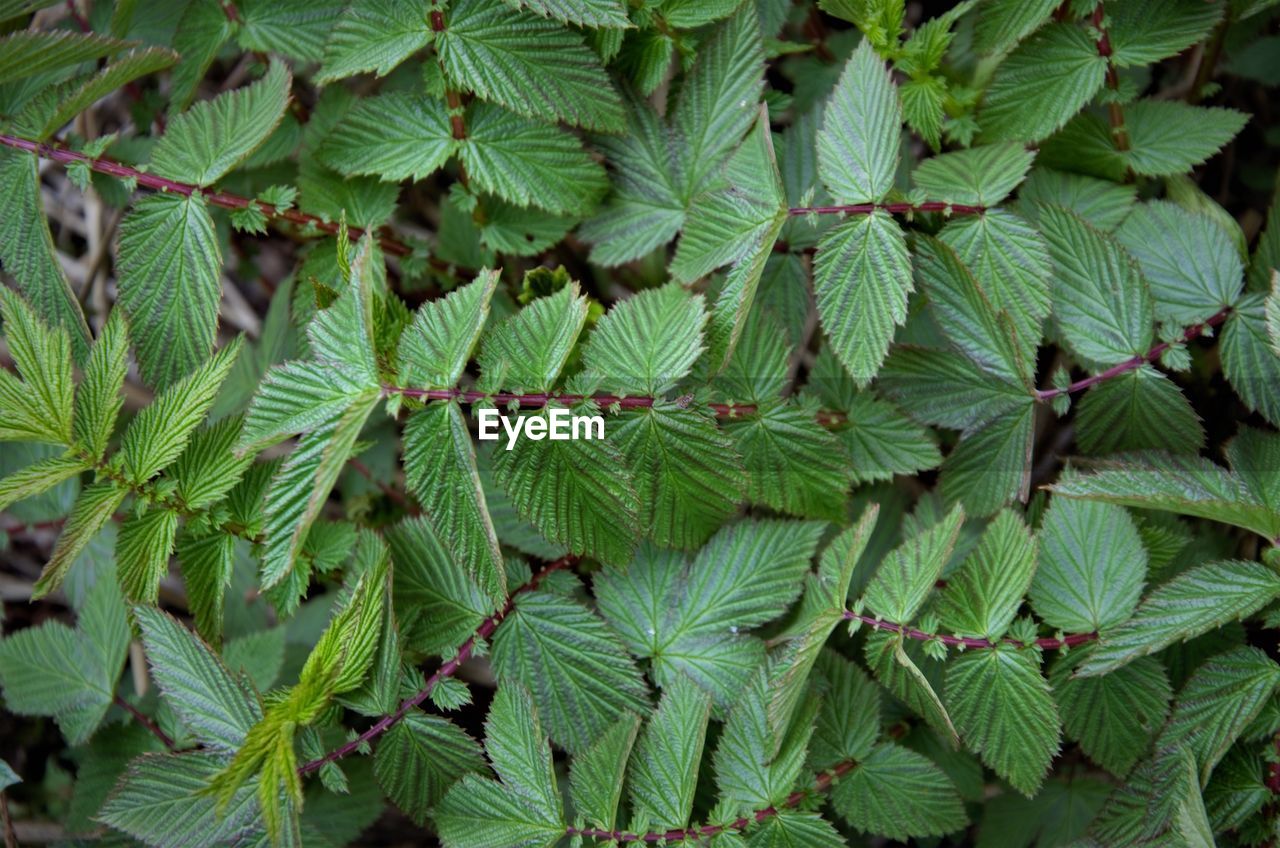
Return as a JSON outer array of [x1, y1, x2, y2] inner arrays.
[[113, 693, 176, 750], [788, 201, 986, 217], [1092, 3, 1130, 152], [844, 611, 1097, 651], [297, 556, 576, 775], [0, 133, 414, 258], [1034, 306, 1231, 402], [565, 761, 857, 843]]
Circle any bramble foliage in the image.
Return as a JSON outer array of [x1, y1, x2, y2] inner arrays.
[[1, 1, 1280, 846]]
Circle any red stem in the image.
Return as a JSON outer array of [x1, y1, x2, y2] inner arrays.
[[1035, 306, 1231, 401], [385, 386, 772, 421], [1092, 3, 1130, 152], [0, 133, 413, 257], [788, 201, 986, 217], [565, 761, 858, 843], [114, 694, 176, 750], [844, 611, 1097, 650], [297, 556, 575, 775]]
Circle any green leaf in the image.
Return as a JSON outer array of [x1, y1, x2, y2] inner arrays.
[[177, 530, 237, 645], [119, 340, 241, 484], [1159, 646, 1280, 785], [862, 504, 964, 623], [939, 401, 1036, 517], [1117, 201, 1243, 324], [502, 0, 629, 27], [972, 0, 1059, 55], [398, 270, 498, 389], [169, 0, 234, 109], [0, 760, 17, 793], [830, 742, 967, 841], [1038, 205, 1154, 368], [0, 30, 130, 86], [374, 713, 486, 826], [612, 403, 744, 550], [317, 93, 455, 182], [439, 0, 622, 131], [236, 0, 346, 63], [403, 402, 506, 601], [1107, 0, 1225, 67], [171, 417, 255, 510], [117, 507, 180, 604], [386, 516, 493, 655], [809, 650, 881, 768], [627, 675, 711, 831], [116, 193, 223, 389], [817, 40, 900, 204], [980, 23, 1107, 143], [1121, 101, 1249, 178], [914, 143, 1035, 207], [477, 683, 560, 814], [831, 392, 942, 485], [1050, 651, 1171, 777], [492, 589, 649, 753], [478, 283, 588, 392], [1075, 365, 1205, 456], [1074, 559, 1280, 677], [939, 210, 1051, 359], [0, 287, 74, 444], [726, 404, 853, 521], [879, 346, 1030, 433], [1050, 451, 1280, 540], [1017, 168, 1137, 231], [133, 605, 261, 751], [813, 211, 912, 386], [33, 482, 128, 599], [747, 812, 848, 848], [0, 452, 87, 512], [73, 311, 129, 460], [580, 284, 707, 396], [704, 214, 786, 372], [315, 0, 430, 83], [434, 774, 564, 848], [863, 629, 958, 742], [16, 48, 177, 141], [0, 148, 91, 361], [1221, 294, 1280, 427], [935, 509, 1036, 641], [1029, 497, 1147, 633], [150, 60, 291, 187], [568, 714, 639, 831], [946, 645, 1061, 796]]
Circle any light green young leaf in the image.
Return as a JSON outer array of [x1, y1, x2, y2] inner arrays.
[[117, 507, 179, 604], [133, 605, 261, 752], [439, 0, 622, 131], [177, 530, 237, 646], [1075, 559, 1280, 677], [935, 509, 1036, 641], [317, 93, 456, 183], [580, 284, 707, 396], [862, 504, 964, 623], [1030, 498, 1147, 633], [73, 311, 129, 461], [16, 48, 177, 141], [946, 645, 1061, 797], [817, 41, 900, 204], [33, 482, 128, 599], [0, 30, 130, 86], [478, 283, 588, 393], [1051, 651, 1172, 777], [398, 270, 498, 389], [116, 193, 223, 389], [315, 0, 430, 83], [830, 742, 967, 841], [374, 713, 486, 826], [0, 287, 74, 444], [149, 60, 291, 187], [0, 452, 87, 512], [628, 675, 711, 831], [1038, 204, 1154, 368], [813, 211, 912, 386], [568, 714, 640, 832], [980, 23, 1106, 143], [403, 402, 506, 602], [1158, 646, 1280, 785], [0, 148, 91, 361], [170, 417, 254, 510], [913, 143, 1035, 207], [119, 340, 241, 484], [1117, 201, 1243, 324]]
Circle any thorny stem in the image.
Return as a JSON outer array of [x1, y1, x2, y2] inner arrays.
[[0, 133, 414, 258], [296, 556, 576, 775], [1034, 306, 1232, 401], [1093, 4, 1130, 152], [788, 201, 986, 217], [565, 761, 858, 843], [384, 385, 773, 421], [114, 693, 177, 750], [844, 611, 1097, 651]]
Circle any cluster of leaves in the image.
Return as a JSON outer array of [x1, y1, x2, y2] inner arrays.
[[1, 0, 1280, 845]]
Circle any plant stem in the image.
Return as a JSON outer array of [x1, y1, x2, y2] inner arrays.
[[297, 556, 576, 775], [1034, 306, 1231, 401], [1093, 4, 1130, 152], [788, 201, 986, 217], [114, 693, 176, 750], [844, 611, 1097, 650], [1188, 16, 1229, 104], [0, 133, 414, 258]]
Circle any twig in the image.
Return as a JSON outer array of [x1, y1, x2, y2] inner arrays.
[[844, 611, 1097, 650], [113, 694, 177, 750], [297, 556, 577, 775], [1034, 306, 1231, 401], [1093, 3, 1130, 152], [788, 201, 986, 217]]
